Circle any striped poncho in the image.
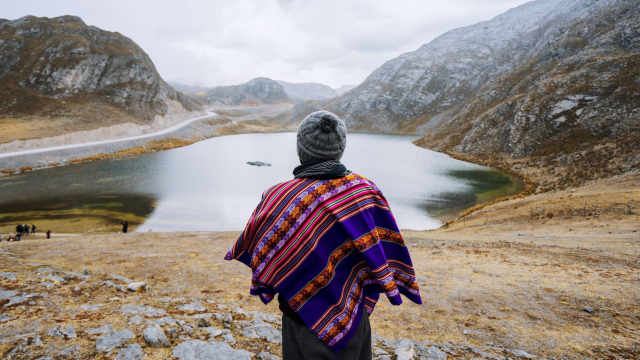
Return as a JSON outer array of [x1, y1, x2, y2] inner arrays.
[[225, 173, 422, 351]]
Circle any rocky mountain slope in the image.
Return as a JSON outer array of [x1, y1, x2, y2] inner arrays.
[[199, 78, 291, 107], [275, 80, 337, 101], [333, 85, 357, 95], [0, 15, 205, 145], [285, 0, 640, 188]]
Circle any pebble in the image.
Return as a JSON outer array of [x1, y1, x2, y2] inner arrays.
[[198, 317, 211, 327], [80, 304, 102, 311], [127, 282, 148, 292], [129, 316, 144, 325], [48, 275, 67, 285], [463, 330, 469, 335], [58, 345, 80, 356], [109, 274, 133, 283], [394, 339, 415, 360], [583, 306, 595, 314], [215, 312, 233, 324], [172, 340, 252, 360], [96, 330, 135, 351], [143, 324, 170, 348], [114, 343, 143, 360]]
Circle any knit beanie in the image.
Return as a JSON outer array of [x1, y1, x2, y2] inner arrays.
[[297, 110, 347, 163]]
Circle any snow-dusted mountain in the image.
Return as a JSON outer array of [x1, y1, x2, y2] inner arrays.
[[286, 0, 640, 181]]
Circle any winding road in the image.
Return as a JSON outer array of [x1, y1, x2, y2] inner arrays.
[[0, 111, 217, 159]]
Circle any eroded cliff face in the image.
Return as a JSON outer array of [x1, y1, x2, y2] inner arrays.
[[199, 78, 292, 107], [0, 15, 204, 144], [286, 0, 640, 188]]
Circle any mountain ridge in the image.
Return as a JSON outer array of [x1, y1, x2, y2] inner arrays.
[[0, 15, 205, 145]]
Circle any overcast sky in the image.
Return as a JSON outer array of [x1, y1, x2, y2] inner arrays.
[[2, 0, 532, 88]]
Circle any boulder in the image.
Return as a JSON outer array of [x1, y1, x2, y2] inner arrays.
[[60, 324, 77, 339], [143, 324, 170, 348], [202, 327, 223, 338], [414, 345, 447, 360], [222, 334, 235, 343]]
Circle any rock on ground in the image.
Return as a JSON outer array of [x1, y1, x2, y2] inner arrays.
[[240, 323, 282, 343], [394, 339, 415, 360], [415, 345, 447, 360], [178, 302, 207, 312], [85, 324, 113, 335], [114, 343, 144, 360], [172, 340, 252, 360], [1, 272, 17, 281], [96, 330, 135, 351], [120, 304, 166, 317], [127, 282, 148, 292], [257, 352, 281, 360], [143, 324, 170, 348]]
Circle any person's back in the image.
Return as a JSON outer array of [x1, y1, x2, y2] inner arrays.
[[225, 111, 422, 359]]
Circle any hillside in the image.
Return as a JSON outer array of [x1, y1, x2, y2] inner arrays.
[[198, 78, 291, 107], [0, 15, 205, 145], [275, 80, 337, 101], [333, 84, 357, 95], [283, 0, 640, 189]]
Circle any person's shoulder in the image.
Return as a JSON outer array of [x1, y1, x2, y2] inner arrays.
[[346, 173, 385, 195], [261, 178, 310, 199]]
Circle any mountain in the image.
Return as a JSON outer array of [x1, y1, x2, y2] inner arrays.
[[167, 82, 215, 94], [0, 15, 205, 145], [333, 85, 357, 95], [275, 80, 338, 101], [285, 0, 640, 188], [198, 78, 291, 107]]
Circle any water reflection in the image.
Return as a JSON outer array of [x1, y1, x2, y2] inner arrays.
[[0, 133, 524, 233]]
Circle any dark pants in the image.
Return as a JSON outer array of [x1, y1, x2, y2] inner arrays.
[[282, 312, 372, 360]]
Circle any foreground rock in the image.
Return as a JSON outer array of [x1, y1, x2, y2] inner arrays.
[[115, 343, 144, 360], [96, 330, 135, 351], [172, 340, 252, 360], [143, 324, 170, 348]]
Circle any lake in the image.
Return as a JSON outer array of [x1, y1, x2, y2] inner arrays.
[[0, 133, 524, 233]]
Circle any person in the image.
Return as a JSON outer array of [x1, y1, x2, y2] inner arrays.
[[23, 224, 29, 236], [31, 224, 36, 235], [16, 224, 22, 236], [46, 230, 51, 239], [120, 221, 129, 234], [225, 111, 422, 360]]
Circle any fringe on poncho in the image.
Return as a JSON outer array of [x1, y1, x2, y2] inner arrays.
[[225, 173, 422, 352]]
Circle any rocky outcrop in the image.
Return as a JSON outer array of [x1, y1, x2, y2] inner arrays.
[[285, 0, 640, 187], [199, 78, 291, 107], [275, 80, 337, 101], [0, 15, 205, 146]]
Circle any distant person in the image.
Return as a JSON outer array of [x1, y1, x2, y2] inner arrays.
[[16, 224, 22, 235], [31, 224, 36, 234], [225, 111, 422, 360], [24, 224, 29, 236], [46, 230, 51, 239], [120, 221, 129, 234]]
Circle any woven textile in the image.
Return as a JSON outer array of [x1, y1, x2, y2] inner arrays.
[[225, 173, 422, 352]]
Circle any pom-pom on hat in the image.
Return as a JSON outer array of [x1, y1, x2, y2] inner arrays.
[[297, 110, 347, 163]]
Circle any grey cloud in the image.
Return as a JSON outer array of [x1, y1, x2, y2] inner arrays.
[[0, 0, 531, 88]]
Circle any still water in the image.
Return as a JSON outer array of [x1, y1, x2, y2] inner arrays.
[[0, 133, 524, 232]]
